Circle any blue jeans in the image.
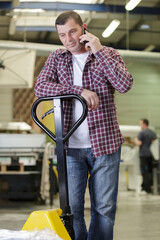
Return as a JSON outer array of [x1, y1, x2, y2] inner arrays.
[[67, 147, 121, 240]]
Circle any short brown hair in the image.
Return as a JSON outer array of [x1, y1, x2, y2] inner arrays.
[[141, 118, 149, 126], [55, 11, 83, 27]]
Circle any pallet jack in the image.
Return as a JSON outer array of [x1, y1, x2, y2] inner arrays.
[[22, 94, 88, 240]]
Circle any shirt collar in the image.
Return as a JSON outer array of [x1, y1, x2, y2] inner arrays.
[[59, 48, 95, 62]]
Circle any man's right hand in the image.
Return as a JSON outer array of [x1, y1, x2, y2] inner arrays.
[[81, 89, 99, 111]]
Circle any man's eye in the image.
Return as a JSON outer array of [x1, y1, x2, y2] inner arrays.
[[60, 34, 65, 37], [71, 30, 75, 34]]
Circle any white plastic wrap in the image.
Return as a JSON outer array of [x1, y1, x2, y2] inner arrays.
[[0, 228, 63, 240]]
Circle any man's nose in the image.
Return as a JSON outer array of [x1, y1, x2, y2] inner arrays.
[[66, 34, 72, 41]]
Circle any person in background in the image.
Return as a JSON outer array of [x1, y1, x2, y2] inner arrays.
[[35, 11, 133, 240], [135, 119, 157, 194]]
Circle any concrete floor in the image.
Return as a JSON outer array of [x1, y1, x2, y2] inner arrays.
[[0, 190, 160, 239], [114, 191, 160, 240]]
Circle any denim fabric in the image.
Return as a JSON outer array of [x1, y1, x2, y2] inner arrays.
[[67, 147, 121, 240]]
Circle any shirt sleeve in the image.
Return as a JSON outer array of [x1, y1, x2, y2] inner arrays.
[[94, 47, 133, 93], [35, 51, 83, 98], [152, 131, 157, 140]]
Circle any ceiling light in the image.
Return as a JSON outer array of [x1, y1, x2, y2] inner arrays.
[[13, 9, 45, 13], [102, 20, 120, 38], [140, 24, 150, 29], [125, 0, 141, 11]]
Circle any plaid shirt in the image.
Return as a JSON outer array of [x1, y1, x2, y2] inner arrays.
[[35, 46, 133, 157]]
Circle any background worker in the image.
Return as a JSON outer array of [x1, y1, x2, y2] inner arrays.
[[135, 119, 157, 194], [35, 11, 133, 240]]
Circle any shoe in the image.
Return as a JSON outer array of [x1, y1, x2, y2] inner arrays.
[[138, 190, 147, 195]]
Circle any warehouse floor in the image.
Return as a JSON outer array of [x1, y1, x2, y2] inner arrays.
[[0, 190, 160, 240]]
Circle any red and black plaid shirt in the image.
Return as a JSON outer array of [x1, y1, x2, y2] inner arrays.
[[35, 47, 133, 157]]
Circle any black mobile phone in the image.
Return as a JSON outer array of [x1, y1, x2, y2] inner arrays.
[[82, 26, 89, 45]]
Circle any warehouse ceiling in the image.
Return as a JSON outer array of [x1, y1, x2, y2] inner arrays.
[[0, 0, 160, 52]]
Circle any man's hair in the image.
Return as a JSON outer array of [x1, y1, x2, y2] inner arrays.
[[141, 118, 149, 126], [55, 11, 83, 27]]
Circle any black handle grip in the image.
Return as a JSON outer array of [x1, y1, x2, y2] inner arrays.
[[31, 94, 88, 143]]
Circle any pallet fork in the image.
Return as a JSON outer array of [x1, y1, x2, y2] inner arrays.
[[22, 94, 88, 240]]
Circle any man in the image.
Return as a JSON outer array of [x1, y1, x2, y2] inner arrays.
[[35, 11, 133, 240], [135, 119, 157, 194]]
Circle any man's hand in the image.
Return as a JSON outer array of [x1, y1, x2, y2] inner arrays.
[[81, 89, 99, 111], [79, 31, 103, 54], [135, 137, 142, 146]]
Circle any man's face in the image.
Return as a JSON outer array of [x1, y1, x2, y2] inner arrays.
[[57, 18, 86, 54], [140, 120, 145, 129]]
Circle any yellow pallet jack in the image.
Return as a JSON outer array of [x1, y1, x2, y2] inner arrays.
[[22, 94, 88, 240]]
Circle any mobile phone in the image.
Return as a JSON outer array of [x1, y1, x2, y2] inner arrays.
[[82, 26, 89, 45]]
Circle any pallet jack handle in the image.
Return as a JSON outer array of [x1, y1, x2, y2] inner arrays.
[[32, 94, 88, 143], [31, 94, 88, 240]]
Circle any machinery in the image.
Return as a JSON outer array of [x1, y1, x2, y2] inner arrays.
[[22, 94, 88, 240], [0, 124, 46, 200]]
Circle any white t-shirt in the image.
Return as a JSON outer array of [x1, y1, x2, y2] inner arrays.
[[68, 52, 91, 148]]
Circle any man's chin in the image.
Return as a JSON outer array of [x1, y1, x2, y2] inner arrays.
[[68, 45, 85, 54], [67, 47, 79, 53]]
